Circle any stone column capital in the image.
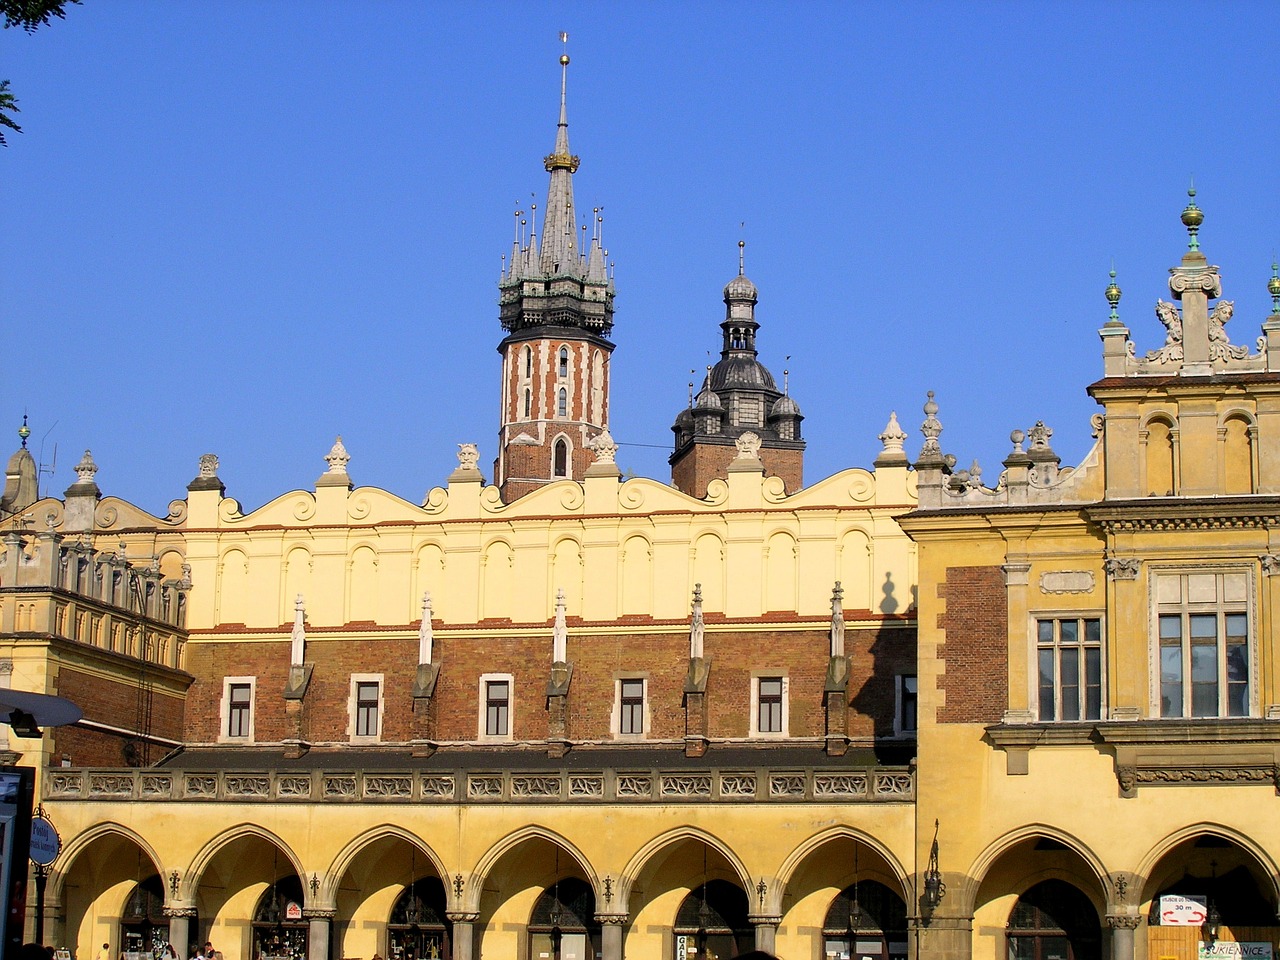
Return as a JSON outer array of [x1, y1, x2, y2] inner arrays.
[[1106, 914, 1142, 929], [446, 912, 480, 924]]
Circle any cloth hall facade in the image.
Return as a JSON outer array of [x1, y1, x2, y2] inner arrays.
[[1, 53, 1278, 960]]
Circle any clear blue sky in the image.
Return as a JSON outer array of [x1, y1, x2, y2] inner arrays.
[[6, 3, 1280, 515]]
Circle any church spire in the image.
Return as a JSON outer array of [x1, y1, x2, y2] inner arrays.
[[540, 35, 582, 276], [493, 39, 616, 502]]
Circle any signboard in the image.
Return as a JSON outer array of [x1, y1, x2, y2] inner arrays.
[[1160, 894, 1208, 925], [0, 768, 35, 960], [284, 901, 302, 921], [1200, 944, 1274, 960], [28, 817, 59, 867]]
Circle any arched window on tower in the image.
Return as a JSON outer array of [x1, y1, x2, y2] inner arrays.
[[523, 346, 532, 379], [558, 388, 568, 417], [559, 347, 569, 378], [524, 388, 531, 420], [553, 440, 569, 478]]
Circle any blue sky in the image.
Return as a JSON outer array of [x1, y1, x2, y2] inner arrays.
[[6, 3, 1280, 515]]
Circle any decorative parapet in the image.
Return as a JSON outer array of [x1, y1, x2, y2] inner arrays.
[[44, 763, 914, 804]]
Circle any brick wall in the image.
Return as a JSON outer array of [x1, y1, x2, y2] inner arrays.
[[52, 665, 187, 765], [936, 565, 1007, 724], [670, 444, 804, 498], [184, 617, 916, 744]]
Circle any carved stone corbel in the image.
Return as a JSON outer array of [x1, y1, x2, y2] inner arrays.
[[1104, 557, 1140, 581]]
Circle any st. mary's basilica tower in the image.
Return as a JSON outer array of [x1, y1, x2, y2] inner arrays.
[[493, 45, 615, 501]]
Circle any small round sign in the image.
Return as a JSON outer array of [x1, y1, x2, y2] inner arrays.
[[29, 816, 60, 866]]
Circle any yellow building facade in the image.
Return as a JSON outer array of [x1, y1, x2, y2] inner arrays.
[[901, 196, 1280, 960]]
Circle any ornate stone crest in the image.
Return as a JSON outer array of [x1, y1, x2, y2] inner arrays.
[[324, 436, 350, 474], [587, 427, 617, 464], [74, 449, 98, 483]]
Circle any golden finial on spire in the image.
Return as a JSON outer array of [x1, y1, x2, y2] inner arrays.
[[1105, 262, 1122, 324], [559, 31, 569, 65], [1181, 179, 1203, 251], [738, 239, 746, 276]]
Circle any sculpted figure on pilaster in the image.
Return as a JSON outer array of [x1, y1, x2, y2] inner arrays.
[[1207, 300, 1249, 360], [1146, 301, 1184, 363]]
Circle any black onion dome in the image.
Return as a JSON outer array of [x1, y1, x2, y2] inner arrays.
[[723, 273, 758, 301], [694, 384, 723, 409], [710, 356, 778, 391], [770, 394, 802, 418]]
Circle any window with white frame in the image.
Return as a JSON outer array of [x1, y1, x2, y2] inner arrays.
[[753, 675, 787, 736], [895, 674, 918, 736], [480, 674, 513, 739], [349, 675, 384, 740], [615, 677, 647, 737], [1036, 617, 1102, 721], [1155, 570, 1251, 718], [221, 677, 255, 741]]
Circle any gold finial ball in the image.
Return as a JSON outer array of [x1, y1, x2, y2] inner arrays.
[[560, 54, 570, 65], [738, 240, 745, 249], [1269, 274, 1280, 298], [1181, 195, 1203, 229], [1105, 274, 1121, 307]]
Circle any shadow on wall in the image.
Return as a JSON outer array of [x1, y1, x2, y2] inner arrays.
[[851, 571, 917, 764]]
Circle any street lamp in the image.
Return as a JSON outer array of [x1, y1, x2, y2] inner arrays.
[[922, 820, 946, 911]]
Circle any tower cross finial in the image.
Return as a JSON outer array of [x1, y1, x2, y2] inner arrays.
[[558, 32, 570, 124]]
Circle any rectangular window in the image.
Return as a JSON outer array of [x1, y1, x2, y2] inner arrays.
[[895, 675, 918, 735], [1036, 617, 1102, 721], [355, 680, 380, 738], [619, 678, 645, 736], [1156, 571, 1250, 718], [227, 682, 252, 738], [485, 678, 510, 737], [757, 676, 784, 734]]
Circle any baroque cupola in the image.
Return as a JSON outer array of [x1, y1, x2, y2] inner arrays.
[[493, 37, 616, 502], [670, 242, 805, 498]]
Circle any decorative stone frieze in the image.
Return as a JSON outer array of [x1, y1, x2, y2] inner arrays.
[[47, 764, 915, 805]]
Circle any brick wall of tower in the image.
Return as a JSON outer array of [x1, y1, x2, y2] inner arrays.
[[182, 616, 914, 744], [936, 565, 1007, 724], [498, 338, 611, 498], [671, 444, 804, 499]]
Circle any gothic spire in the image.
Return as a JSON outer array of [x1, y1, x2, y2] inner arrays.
[[540, 39, 582, 276]]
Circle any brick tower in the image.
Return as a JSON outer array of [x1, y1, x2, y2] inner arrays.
[[670, 243, 805, 497], [494, 44, 615, 501]]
